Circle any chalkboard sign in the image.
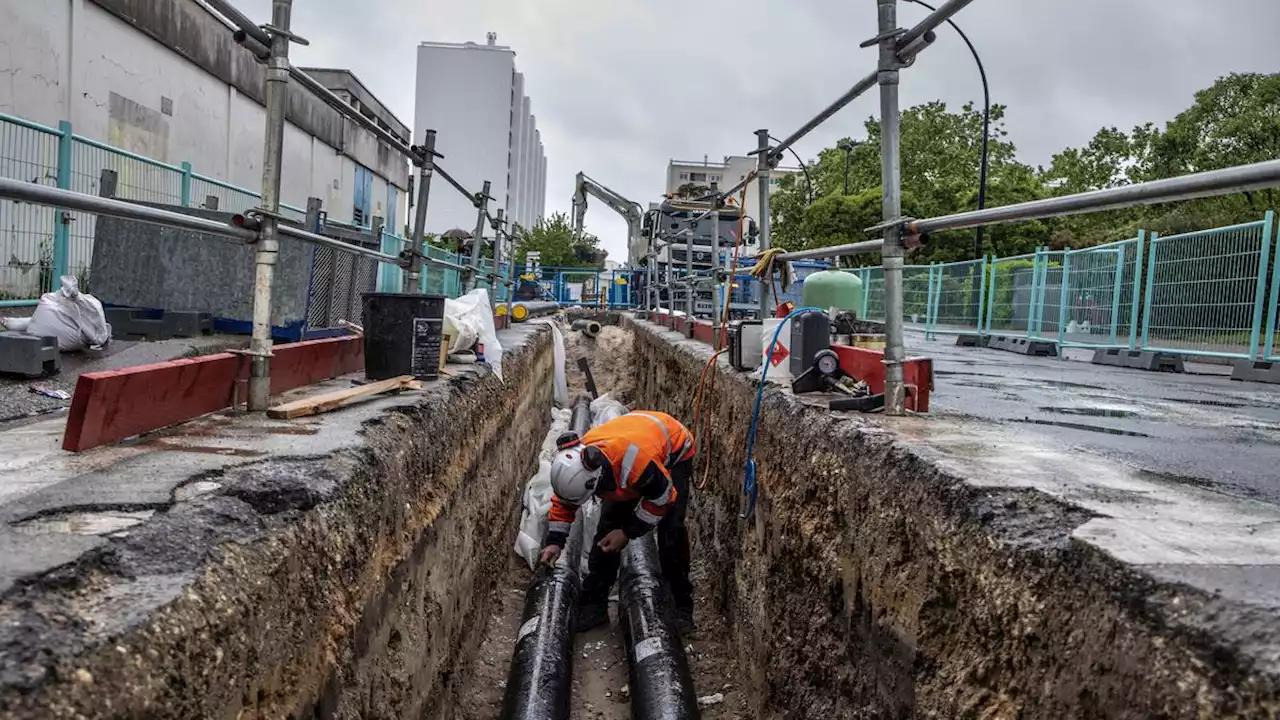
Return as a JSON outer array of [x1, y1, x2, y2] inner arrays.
[[410, 318, 444, 379]]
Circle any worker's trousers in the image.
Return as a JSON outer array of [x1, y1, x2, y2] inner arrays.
[[580, 459, 693, 609]]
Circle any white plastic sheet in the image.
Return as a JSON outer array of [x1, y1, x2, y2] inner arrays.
[[590, 393, 628, 426], [25, 276, 111, 352], [514, 407, 573, 569], [534, 319, 568, 408], [444, 288, 504, 381]]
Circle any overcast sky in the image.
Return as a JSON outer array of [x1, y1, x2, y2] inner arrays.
[[240, 0, 1280, 261]]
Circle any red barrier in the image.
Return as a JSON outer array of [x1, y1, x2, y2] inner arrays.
[[691, 320, 717, 346], [829, 344, 933, 413], [64, 336, 365, 452]]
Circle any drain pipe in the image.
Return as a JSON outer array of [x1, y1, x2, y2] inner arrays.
[[501, 397, 592, 720], [619, 534, 700, 719]]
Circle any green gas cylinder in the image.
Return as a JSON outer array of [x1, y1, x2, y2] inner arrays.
[[801, 269, 865, 317]]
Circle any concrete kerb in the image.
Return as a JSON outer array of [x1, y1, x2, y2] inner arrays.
[[0, 322, 554, 718], [623, 313, 1280, 718]]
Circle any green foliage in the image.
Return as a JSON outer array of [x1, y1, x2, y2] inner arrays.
[[515, 212, 603, 268], [771, 73, 1280, 262]]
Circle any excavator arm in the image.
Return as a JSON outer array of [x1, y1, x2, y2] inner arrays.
[[572, 172, 647, 263]]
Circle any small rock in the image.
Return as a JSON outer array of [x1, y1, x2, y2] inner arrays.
[[605, 690, 612, 698], [698, 693, 724, 707], [73, 669, 93, 685], [621, 684, 630, 697]]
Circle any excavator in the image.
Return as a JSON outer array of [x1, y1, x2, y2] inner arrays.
[[570, 172, 647, 263]]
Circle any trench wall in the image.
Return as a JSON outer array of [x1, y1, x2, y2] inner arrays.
[[627, 316, 1277, 719], [0, 325, 552, 719]]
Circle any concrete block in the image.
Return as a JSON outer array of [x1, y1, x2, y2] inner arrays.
[[1231, 359, 1280, 384], [988, 334, 1058, 357], [1092, 348, 1186, 373], [107, 308, 214, 341], [0, 332, 60, 377], [956, 334, 990, 348]]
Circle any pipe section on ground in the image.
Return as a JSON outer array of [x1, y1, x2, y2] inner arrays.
[[510, 301, 561, 323], [500, 398, 592, 720], [619, 535, 700, 719], [570, 319, 602, 338]]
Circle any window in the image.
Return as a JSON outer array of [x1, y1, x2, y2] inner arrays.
[[353, 164, 374, 227], [679, 172, 689, 180], [710, 174, 721, 183], [690, 172, 707, 182]]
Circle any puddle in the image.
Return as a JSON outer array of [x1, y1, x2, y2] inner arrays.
[[1036, 379, 1101, 391], [147, 440, 267, 457], [174, 480, 223, 502], [14, 509, 156, 536], [1013, 418, 1151, 438], [264, 425, 321, 436], [1040, 406, 1139, 419]]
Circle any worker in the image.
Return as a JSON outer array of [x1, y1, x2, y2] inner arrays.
[[539, 410, 695, 634]]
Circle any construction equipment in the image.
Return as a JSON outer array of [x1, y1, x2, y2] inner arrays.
[[571, 172, 645, 264]]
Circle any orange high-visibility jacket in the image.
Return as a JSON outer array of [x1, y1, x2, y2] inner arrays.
[[545, 411, 694, 544]]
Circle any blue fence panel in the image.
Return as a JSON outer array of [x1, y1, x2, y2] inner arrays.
[[1141, 212, 1274, 360]]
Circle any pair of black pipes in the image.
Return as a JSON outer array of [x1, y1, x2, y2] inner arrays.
[[501, 395, 698, 719]]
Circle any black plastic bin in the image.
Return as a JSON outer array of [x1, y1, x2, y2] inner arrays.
[[361, 292, 446, 381]]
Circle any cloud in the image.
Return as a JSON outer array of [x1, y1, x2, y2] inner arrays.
[[236, 0, 1280, 261]]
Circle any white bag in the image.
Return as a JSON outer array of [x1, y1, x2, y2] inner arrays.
[[26, 276, 111, 352], [443, 288, 504, 381], [590, 393, 628, 426], [514, 407, 573, 569]]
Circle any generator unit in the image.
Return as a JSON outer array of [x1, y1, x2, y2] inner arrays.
[[728, 319, 763, 371]]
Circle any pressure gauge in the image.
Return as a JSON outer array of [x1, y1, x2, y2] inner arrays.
[[815, 349, 841, 376]]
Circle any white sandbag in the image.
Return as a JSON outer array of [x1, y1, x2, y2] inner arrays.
[[590, 393, 628, 426], [514, 407, 573, 569], [444, 288, 504, 381], [26, 276, 111, 352]]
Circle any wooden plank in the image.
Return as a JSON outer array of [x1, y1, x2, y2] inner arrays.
[[267, 375, 415, 419]]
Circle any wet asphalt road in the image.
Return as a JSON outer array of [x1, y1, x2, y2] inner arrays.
[[911, 331, 1280, 504]]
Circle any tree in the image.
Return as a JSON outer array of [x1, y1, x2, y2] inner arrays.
[[515, 212, 604, 268]]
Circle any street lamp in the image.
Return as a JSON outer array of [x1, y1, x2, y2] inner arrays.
[[837, 138, 859, 195], [905, 0, 990, 261]]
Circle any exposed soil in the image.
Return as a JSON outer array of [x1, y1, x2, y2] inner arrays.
[[563, 323, 636, 406]]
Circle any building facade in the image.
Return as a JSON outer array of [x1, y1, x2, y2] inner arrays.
[[414, 35, 546, 238], [665, 156, 799, 234], [0, 0, 410, 295]]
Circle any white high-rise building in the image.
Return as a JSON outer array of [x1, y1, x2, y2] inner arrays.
[[414, 34, 547, 237]]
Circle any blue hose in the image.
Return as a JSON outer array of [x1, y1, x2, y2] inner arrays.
[[740, 306, 824, 520]]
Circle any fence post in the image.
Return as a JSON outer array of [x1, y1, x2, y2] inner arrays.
[[1108, 245, 1124, 345], [860, 267, 871, 319], [1129, 231, 1146, 351], [1264, 214, 1280, 362], [1140, 232, 1159, 350], [51, 120, 74, 290], [985, 257, 997, 334], [976, 255, 989, 334], [1248, 210, 1275, 361], [1057, 251, 1072, 356], [1027, 248, 1043, 337], [180, 161, 193, 207]]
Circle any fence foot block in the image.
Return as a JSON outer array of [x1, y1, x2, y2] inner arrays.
[[956, 335, 990, 348], [988, 334, 1058, 357], [1231, 359, 1280, 384], [0, 332, 61, 377], [107, 308, 214, 341], [1092, 348, 1185, 373]]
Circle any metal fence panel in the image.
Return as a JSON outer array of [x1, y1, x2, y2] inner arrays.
[[983, 251, 1041, 337], [0, 116, 61, 301], [1053, 235, 1144, 350], [929, 258, 987, 337], [1141, 212, 1274, 360]]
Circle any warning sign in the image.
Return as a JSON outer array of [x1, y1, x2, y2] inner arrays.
[[767, 343, 789, 367]]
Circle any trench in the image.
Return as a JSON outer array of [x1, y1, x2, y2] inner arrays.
[[454, 317, 747, 719]]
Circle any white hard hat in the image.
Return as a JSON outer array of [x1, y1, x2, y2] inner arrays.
[[550, 444, 603, 504]]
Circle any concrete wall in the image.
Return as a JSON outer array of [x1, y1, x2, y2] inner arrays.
[[0, 0, 408, 295], [626, 316, 1280, 718], [0, 324, 553, 718]]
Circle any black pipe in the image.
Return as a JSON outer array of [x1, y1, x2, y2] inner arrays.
[[619, 535, 700, 719], [500, 398, 592, 720]]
